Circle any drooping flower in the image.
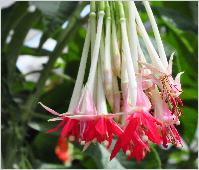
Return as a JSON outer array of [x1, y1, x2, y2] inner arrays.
[[140, 53, 184, 118], [110, 76, 162, 161], [39, 1, 185, 163], [150, 86, 182, 148]]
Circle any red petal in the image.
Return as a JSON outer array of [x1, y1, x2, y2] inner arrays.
[[47, 119, 66, 133], [143, 113, 162, 144], [170, 125, 182, 144], [61, 119, 76, 138], [121, 117, 139, 147], [110, 138, 122, 160], [108, 119, 123, 136], [95, 118, 107, 135]]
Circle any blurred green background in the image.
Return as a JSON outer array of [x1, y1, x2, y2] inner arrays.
[[1, 1, 198, 169]]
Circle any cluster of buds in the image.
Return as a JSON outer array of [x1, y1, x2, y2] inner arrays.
[[40, 1, 184, 161]]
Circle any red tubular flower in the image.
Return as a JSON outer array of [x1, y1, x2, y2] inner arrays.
[[110, 77, 162, 161], [82, 117, 123, 148]]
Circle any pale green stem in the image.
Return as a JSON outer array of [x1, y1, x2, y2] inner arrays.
[[138, 40, 147, 63], [143, 1, 168, 68]]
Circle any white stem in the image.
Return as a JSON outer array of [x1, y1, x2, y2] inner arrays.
[[99, 31, 105, 75], [128, 1, 139, 73], [120, 18, 137, 106], [103, 14, 113, 107], [90, 10, 97, 105], [68, 22, 91, 112], [87, 11, 105, 94], [132, 2, 165, 73], [97, 61, 108, 115], [143, 1, 168, 67], [121, 52, 129, 84]]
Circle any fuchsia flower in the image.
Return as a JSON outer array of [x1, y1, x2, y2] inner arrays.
[[110, 77, 162, 161], [150, 86, 182, 148], [141, 53, 184, 118]]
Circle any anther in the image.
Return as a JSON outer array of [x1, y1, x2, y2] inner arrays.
[[141, 135, 148, 142], [125, 150, 131, 156], [176, 143, 182, 148], [175, 120, 180, 125]]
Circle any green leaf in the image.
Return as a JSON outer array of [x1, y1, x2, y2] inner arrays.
[[117, 145, 161, 169], [32, 133, 59, 163], [181, 107, 198, 144], [84, 144, 125, 169], [30, 1, 78, 29], [1, 2, 29, 46], [20, 46, 51, 56], [38, 163, 67, 169], [181, 88, 198, 100]]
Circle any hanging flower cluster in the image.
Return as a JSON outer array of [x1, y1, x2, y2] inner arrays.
[[40, 1, 184, 161]]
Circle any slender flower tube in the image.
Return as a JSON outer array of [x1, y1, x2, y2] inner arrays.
[[68, 22, 91, 113], [132, 2, 165, 73], [121, 52, 130, 112], [103, 2, 114, 108], [119, 2, 137, 107], [143, 1, 168, 68], [90, 1, 96, 59], [112, 73, 120, 113], [119, 52, 130, 126], [127, 1, 139, 73], [90, 2, 97, 104], [86, 2, 105, 95]]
